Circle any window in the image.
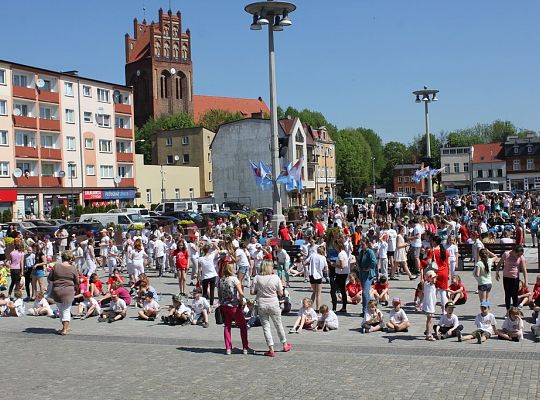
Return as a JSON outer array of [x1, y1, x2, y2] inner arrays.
[[181, 44, 188, 59], [183, 153, 189, 163], [0, 130, 8, 145], [116, 141, 130, 153], [0, 100, 6, 115], [17, 162, 31, 175], [527, 159, 534, 170], [397, 176, 403, 183], [86, 165, 95, 176], [100, 165, 114, 178], [453, 163, 460, 173], [0, 69, 5, 85], [208, 152, 211, 163], [463, 162, 469, 172], [39, 106, 54, 120], [41, 163, 54, 176], [64, 82, 73, 96], [209, 172, 212, 182], [14, 103, 29, 117], [96, 114, 111, 127], [16, 131, 36, 147], [41, 79, 52, 92], [404, 176, 410, 182], [182, 136, 189, 145], [41, 134, 54, 149], [97, 88, 110, 102], [115, 116, 129, 129], [82, 85, 92, 97], [67, 163, 76, 178], [65, 109, 75, 123], [66, 136, 76, 151], [85, 138, 94, 149], [497, 169, 503, 177], [527, 145, 533, 154], [118, 165, 132, 178], [167, 155, 174, 164], [488, 169, 493, 177], [175, 189, 180, 200], [13, 74, 28, 87], [146, 189, 152, 203], [99, 139, 112, 153], [513, 146, 519, 154], [0, 162, 8, 177], [166, 137, 173, 146], [477, 169, 483, 178], [83, 112, 92, 123], [513, 160, 521, 171]]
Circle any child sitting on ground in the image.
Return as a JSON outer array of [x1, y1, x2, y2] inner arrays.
[[433, 301, 463, 340], [460, 301, 497, 344], [76, 291, 102, 320], [244, 299, 260, 329], [341, 272, 362, 305], [27, 291, 52, 316], [361, 299, 384, 333], [386, 297, 410, 333], [161, 294, 192, 326], [99, 290, 127, 323], [517, 280, 532, 309], [498, 306, 523, 342], [447, 275, 467, 305], [371, 276, 389, 306], [191, 288, 210, 328], [0, 292, 9, 314], [314, 304, 338, 332], [138, 291, 160, 321], [289, 297, 318, 334], [4, 290, 25, 317]]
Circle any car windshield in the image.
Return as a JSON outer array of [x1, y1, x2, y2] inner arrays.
[[128, 213, 145, 223]]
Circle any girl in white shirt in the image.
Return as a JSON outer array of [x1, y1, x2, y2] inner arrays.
[[27, 291, 52, 316], [289, 298, 318, 333], [446, 236, 459, 278], [308, 247, 327, 312]]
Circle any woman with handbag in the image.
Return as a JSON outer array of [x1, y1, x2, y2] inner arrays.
[[426, 236, 449, 313], [251, 260, 293, 357], [218, 261, 250, 355]]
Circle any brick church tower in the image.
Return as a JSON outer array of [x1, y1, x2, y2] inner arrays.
[[125, 8, 193, 128]]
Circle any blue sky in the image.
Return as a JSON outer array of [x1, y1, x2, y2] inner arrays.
[[2, 1, 539, 143]]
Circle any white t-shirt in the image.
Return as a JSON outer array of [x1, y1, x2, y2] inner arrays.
[[111, 298, 127, 312], [176, 303, 192, 315], [389, 308, 408, 324], [247, 243, 258, 258], [502, 316, 523, 334], [422, 281, 436, 314], [143, 299, 160, 311], [33, 298, 52, 315], [276, 249, 290, 264], [438, 313, 459, 328], [235, 248, 250, 267], [411, 224, 424, 248], [320, 310, 339, 328], [386, 229, 397, 252], [298, 306, 317, 320], [363, 308, 383, 324], [308, 253, 327, 280], [446, 244, 458, 261], [192, 297, 210, 315], [474, 312, 497, 334], [154, 240, 165, 258], [198, 251, 218, 280], [377, 240, 388, 260], [82, 297, 102, 314]]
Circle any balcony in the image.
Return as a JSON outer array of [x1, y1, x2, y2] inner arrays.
[[117, 152, 134, 163], [118, 177, 135, 187], [39, 118, 61, 131], [115, 127, 133, 138], [13, 86, 36, 100], [41, 176, 62, 187], [40, 148, 62, 160], [15, 176, 40, 187], [15, 146, 39, 158], [114, 103, 132, 114], [38, 90, 59, 104], [13, 115, 38, 129]]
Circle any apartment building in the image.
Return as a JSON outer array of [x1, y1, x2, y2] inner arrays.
[[504, 135, 540, 191], [0, 60, 136, 219], [440, 146, 473, 193]]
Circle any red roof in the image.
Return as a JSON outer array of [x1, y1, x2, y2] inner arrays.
[[193, 95, 269, 122], [472, 143, 504, 163], [279, 118, 297, 135]]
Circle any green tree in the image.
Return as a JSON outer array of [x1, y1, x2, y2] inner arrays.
[[135, 112, 196, 163], [333, 128, 373, 195], [381, 141, 411, 189], [199, 109, 244, 132], [278, 106, 338, 134]]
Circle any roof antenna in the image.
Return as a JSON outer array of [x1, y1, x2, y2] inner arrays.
[[168, 0, 172, 11], [142, 2, 146, 20]]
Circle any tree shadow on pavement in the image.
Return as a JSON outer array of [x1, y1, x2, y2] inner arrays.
[[23, 327, 58, 335]]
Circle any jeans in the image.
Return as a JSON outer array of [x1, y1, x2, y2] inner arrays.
[[221, 305, 249, 351], [23, 268, 32, 297], [360, 275, 374, 315], [258, 303, 287, 347], [57, 302, 72, 322], [331, 273, 347, 311], [8, 269, 21, 295], [202, 278, 216, 305], [276, 261, 290, 283], [503, 277, 520, 309]]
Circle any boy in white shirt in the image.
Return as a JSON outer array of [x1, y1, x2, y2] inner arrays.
[[100, 290, 127, 323], [107, 240, 119, 276], [27, 291, 53, 316], [460, 301, 497, 344], [314, 304, 338, 332], [5, 290, 25, 317], [386, 298, 410, 333], [76, 291, 102, 320], [162, 294, 192, 326], [377, 234, 389, 279], [434, 301, 463, 341], [138, 291, 160, 321], [191, 288, 210, 328]]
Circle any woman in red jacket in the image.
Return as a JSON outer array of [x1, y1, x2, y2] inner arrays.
[[173, 240, 189, 296]]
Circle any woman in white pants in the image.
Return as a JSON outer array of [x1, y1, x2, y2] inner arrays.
[[130, 239, 147, 282], [251, 260, 293, 357]]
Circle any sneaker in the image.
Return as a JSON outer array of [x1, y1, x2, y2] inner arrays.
[[225, 349, 231, 355], [457, 330, 462, 342], [264, 350, 275, 357], [336, 309, 347, 314], [107, 317, 113, 324], [426, 336, 436, 341], [535, 336, 540, 343], [202, 322, 209, 328], [148, 317, 155, 322], [161, 316, 169, 324], [475, 331, 482, 344], [243, 348, 251, 355], [283, 343, 293, 352], [386, 328, 395, 333], [289, 328, 297, 334], [512, 336, 520, 342]]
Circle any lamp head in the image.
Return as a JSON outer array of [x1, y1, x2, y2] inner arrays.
[[415, 95, 421, 103], [272, 16, 283, 31], [257, 14, 269, 25], [280, 10, 292, 26], [251, 14, 262, 30]]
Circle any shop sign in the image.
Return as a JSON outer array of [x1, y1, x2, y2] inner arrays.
[[84, 191, 102, 200], [0, 189, 17, 202]]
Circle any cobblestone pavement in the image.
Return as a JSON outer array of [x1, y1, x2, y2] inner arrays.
[[1, 245, 539, 400]]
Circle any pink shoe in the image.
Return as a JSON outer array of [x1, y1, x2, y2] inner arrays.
[[264, 350, 275, 357], [283, 343, 293, 352]]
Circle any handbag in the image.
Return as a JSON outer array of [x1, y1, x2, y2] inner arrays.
[[214, 306, 224, 325]]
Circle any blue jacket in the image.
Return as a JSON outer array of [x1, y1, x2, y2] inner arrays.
[[358, 248, 377, 280]]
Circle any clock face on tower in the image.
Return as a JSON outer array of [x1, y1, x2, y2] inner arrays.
[[125, 8, 193, 128]]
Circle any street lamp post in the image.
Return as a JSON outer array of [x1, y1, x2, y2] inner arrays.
[[413, 86, 439, 216], [245, 0, 296, 232], [160, 165, 165, 203], [67, 161, 75, 221], [324, 148, 330, 211]]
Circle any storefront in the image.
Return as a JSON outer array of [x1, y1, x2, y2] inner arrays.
[[16, 194, 38, 219], [84, 189, 137, 207], [0, 189, 17, 217]]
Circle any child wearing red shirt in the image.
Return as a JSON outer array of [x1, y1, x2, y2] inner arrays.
[[448, 275, 467, 305], [517, 280, 532, 308], [371, 276, 390, 306], [343, 272, 362, 305]]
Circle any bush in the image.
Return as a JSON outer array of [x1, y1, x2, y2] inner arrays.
[[2, 209, 12, 223], [4, 237, 14, 246]]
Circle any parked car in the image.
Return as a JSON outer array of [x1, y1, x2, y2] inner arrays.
[[221, 201, 251, 213], [58, 222, 104, 239], [26, 225, 60, 239], [163, 211, 204, 227], [145, 215, 179, 227], [201, 212, 230, 223]]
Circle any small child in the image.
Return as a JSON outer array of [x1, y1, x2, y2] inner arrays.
[[447, 275, 467, 305], [76, 291, 102, 320], [423, 270, 437, 341], [371, 276, 390, 306], [138, 291, 160, 321], [517, 280, 532, 308], [460, 301, 497, 344], [434, 301, 463, 341], [161, 294, 192, 326], [361, 299, 384, 333], [191, 288, 210, 328], [377, 233, 389, 278], [0, 293, 8, 314], [27, 291, 52, 316], [99, 290, 127, 323], [414, 281, 423, 311], [4, 290, 25, 317], [314, 304, 338, 332], [244, 299, 260, 329], [386, 298, 410, 333], [290, 297, 318, 334], [0, 264, 8, 291], [498, 306, 523, 342], [107, 240, 119, 276]]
